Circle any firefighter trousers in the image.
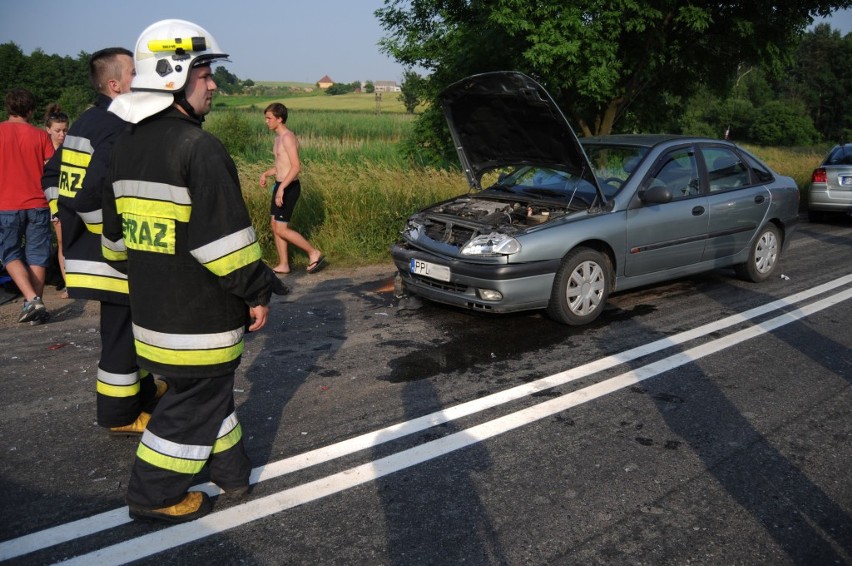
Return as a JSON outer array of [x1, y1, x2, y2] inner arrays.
[[96, 301, 156, 427], [125, 372, 251, 509]]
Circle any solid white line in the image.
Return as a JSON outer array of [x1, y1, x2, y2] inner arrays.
[[1, 275, 850, 561], [55, 285, 852, 565]]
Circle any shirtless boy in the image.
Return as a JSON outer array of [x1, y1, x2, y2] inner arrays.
[[259, 102, 325, 274]]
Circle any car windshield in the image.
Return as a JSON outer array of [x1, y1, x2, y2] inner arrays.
[[580, 143, 648, 197], [483, 166, 598, 208]]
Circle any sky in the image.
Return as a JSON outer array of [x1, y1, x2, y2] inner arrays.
[[0, 0, 408, 84], [2, 2, 851, 85]]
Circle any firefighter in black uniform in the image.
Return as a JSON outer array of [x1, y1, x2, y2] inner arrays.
[[42, 47, 163, 434], [105, 19, 286, 523]]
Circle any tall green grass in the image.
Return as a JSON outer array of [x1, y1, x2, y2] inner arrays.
[[206, 108, 415, 166], [237, 159, 466, 268], [743, 144, 828, 189]]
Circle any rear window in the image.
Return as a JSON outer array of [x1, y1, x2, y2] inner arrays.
[[825, 145, 852, 166]]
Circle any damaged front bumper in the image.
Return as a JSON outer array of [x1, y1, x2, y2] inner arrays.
[[390, 242, 559, 314]]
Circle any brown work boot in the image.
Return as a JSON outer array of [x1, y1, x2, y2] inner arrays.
[[154, 377, 168, 399], [109, 412, 151, 437], [128, 492, 212, 524]]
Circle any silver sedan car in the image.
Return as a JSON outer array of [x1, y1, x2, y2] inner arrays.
[[807, 143, 852, 222], [391, 72, 801, 325]]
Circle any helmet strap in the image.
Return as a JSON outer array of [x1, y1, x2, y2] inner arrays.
[[174, 93, 205, 123]]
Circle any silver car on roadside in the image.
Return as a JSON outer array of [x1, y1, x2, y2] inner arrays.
[[391, 72, 801, 325], [807, 143, 852, 222]]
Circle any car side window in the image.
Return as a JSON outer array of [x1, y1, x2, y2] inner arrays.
[[704, 148, 751, 192], [644, 148, 700, 200]]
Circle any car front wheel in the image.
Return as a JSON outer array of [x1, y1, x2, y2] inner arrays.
[[735, 224, 782, 282], [547, 247, 611, 325]]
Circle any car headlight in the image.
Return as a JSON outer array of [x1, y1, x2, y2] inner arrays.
[[403, 220, 424, 239], [461, 233, 521, 256]]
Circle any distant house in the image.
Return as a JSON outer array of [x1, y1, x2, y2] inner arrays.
[[317, 75, 334, 89], [374, 80, 401, 93]]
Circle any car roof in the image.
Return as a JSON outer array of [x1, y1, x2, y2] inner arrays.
[[580, 134, 727, 148]]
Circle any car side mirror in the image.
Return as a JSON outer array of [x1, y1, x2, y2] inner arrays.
[[640, 183, 673, 204]]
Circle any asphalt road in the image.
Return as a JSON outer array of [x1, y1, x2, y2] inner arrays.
[[1, 215, 850, 565]]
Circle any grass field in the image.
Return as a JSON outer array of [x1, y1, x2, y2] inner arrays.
[[217, 91, 415, 113]]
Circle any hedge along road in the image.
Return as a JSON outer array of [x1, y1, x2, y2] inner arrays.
[[1, 218, 851, 564]]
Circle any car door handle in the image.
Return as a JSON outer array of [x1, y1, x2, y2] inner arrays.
[[692, 206, 705, 216], [754, 195, 765, 204]]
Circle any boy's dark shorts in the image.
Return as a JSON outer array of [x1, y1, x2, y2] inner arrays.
[[270, 180, 301, 223]]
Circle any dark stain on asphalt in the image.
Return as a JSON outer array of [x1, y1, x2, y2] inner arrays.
[[380, 311, 572, 383]]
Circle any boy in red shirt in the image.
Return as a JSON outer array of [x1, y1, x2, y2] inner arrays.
[[0, 88, 55, 323]]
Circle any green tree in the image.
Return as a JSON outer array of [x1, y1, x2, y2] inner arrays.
[[212, 66, 241, 95], [326, 82, 356, 95], [364, 80, 375, 93], [790, 23, 852, 141], [749, 100, 820, 145], [399, 70, 425, 114], [376, 0, 851, 162]]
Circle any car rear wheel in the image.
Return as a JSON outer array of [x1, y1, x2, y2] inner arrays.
[[547, 247, 611, 325], [735, 224, 781, 282]]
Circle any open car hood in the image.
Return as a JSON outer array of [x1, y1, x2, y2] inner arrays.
[[440, 71, 598, 192]]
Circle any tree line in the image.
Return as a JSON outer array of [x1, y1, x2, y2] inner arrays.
[[381, 1, 852, 166], [3, 1, 851, 170]]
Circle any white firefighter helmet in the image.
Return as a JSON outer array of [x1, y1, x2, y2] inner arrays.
[[109, 19, 229, 124], [132, 18, 229, 92]]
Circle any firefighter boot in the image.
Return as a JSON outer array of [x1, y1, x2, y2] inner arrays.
[[128, 491, 213, 524], [109, 412, 151, 437]]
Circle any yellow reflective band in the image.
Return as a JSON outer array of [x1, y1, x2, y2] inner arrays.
[[191, 227, 257, 264], [136, 443, 205, 475], [122, 213, 176, 254], [212, 422, 243, 454], [66, 273, 129, 294], [135, 339, 244, 366], [101, 245, 128, 262], [97, 380, 140, 398], [116, 197, 191, 223], [63, 148, 91, 168], [113, 180, 192, 221], [204, 243, 262, 276], [49, 200, 58, 216], [78, 209, 103, 234]]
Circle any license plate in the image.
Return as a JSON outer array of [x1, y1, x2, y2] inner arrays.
[[410, 259, 451, 282], [840, 176, 852, 187]]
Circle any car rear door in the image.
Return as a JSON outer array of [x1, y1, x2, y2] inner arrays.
[[699, 146, 770, 261]]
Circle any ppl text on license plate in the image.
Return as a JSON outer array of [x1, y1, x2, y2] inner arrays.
[[410, 259, 451, 282]]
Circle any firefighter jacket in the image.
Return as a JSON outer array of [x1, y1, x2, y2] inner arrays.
[[42, 93, 129, 303], [103, 106, 279, 379]]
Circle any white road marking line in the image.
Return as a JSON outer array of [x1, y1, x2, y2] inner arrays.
[[56, 285, 852, 565], [1, 275, 850, 561]]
